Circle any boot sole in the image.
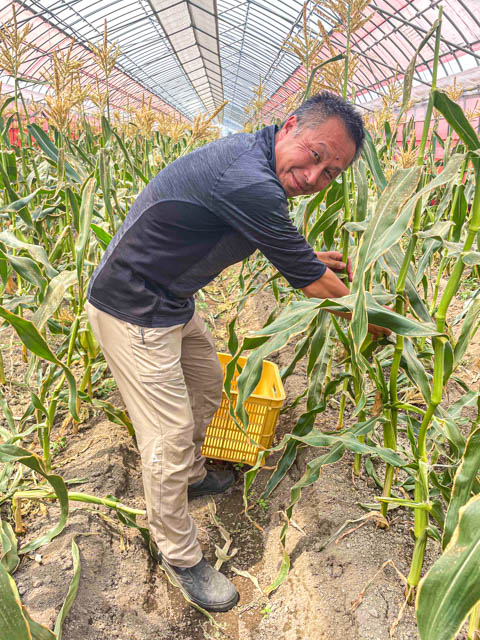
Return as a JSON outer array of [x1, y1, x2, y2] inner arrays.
[[159, 559, 239, 612]]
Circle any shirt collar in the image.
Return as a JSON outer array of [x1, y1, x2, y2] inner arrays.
[[254, 124, 278, 173]]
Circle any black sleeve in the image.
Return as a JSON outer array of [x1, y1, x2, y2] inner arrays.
[[211, 153, 326, 289]]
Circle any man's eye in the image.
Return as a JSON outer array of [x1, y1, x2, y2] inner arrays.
[[312, 150, 320, 161]]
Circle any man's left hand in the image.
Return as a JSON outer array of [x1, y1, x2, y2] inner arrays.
[[315, 251, 352, 283]]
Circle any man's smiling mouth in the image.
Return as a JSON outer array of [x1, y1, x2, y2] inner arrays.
[[291, 172, 303, 192]]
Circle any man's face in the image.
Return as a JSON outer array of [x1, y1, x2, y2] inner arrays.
[[274, 115, 356, 197]]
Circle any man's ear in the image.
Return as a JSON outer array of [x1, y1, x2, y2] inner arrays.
[[278, 115, 298, 139]]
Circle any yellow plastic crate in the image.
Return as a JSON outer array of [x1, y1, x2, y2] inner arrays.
[[201, 353, 285, 466]]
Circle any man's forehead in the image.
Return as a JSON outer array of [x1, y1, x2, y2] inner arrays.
[[299, 119, 344, 138]]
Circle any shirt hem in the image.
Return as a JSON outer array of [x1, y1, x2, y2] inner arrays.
[[87, 296, 195, 328]]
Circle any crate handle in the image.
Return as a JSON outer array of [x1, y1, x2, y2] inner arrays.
[[273, 383, 278, 397]]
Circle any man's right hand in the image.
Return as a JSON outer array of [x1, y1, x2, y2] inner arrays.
[[367, 322, 391, 339], [368, 305, 394, 338]]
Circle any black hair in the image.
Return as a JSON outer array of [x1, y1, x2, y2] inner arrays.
[[287, 91, 365, 163]]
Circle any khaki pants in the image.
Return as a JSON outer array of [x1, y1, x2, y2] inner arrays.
[[86, 302, 223, 567]]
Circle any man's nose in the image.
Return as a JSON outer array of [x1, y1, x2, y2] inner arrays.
[[306, 164, 329, 191]]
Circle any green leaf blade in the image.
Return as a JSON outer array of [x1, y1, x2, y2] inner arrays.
[[417, 494, 480, 640]]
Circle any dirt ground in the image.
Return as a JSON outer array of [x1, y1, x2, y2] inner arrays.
[[3, 274, 479, 640]]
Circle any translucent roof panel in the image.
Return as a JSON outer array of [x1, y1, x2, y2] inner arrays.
[[0, 0, 203, 119], [150, 0, 224, 119], [1, 0, 480, 128], [263, 0, 480, 120]]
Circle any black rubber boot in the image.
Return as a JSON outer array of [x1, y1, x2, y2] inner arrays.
[[159, 555, 239, 612], [188, 469, 234, 499]]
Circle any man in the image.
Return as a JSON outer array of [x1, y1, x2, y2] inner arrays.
[[86, 91, 388, 613]]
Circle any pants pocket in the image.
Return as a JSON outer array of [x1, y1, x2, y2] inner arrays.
[[126, 323, 184, 383]]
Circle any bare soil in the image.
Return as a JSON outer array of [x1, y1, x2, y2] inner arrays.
[[3, 273, 479, 640]]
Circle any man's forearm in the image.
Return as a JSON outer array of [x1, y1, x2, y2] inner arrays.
[[300, 268, 350, 300]]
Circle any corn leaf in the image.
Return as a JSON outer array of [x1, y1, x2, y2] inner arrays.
[[0, 518, 19, 574], [354, 158, 368, 222], [0, 560, 32, 639], [0, 388, 16, 434], [361, 129, 387, 193], [447, 391, 479, 421], [306, 312, 331, 378], [281, 319, 317, 381], [91, 224, 112, 250], [32, 270, 76, 331], [250, 300, 319, 336], [99, 149, 114, 225], [54, 537, 81, 640], [75, 178, 96, 282], [353, 167, 423, 286], [302, 54, 344, 102], [307, 196, 344, 245], [416, 238, 442, 285], [432, 91, 480, 151], [300, 187, 330, 233], [0, 306, 61, 361], [0, 250, 47, 292], [418, 220, 453, 241], [0, 307, 78, 420], [321, 294, 440, 337], [286, 429, 406, 467], [0, 164, 33, 227], [462, 251, 480, 266], [0, 445, 69, 554], [251, 295, 439, 338], [401, 18, 440, 113], [265, 549, 290, 596], [350, 167, 422, 366], [28, 123, 80, 181], [382, 245, 431, 322], [79, 392, 134, 438], [0, 190, 38, 214], [442, 427, 480, 549], [416, 494, 480, 640], [400, 338, 432, 404], [365, 153, 464, 281], [0, 159, 19, 202], [22, 609, 56, 640], [262, 374, 352, 498], [0, 231, 58, 279], [265, 440, 347, 595], [235, 308, 318, 425], [454, 295, 480, 366], [111, 129, 148, 184], [0, 97, 15, 117]]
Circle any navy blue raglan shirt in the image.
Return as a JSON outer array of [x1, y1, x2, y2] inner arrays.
[[87, 124, 327, 327]]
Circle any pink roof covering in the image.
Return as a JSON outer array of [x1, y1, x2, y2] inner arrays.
[[262, 0, 480, 120], [0, 2, 183, 118]]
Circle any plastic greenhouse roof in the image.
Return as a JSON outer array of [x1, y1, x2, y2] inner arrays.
[[1, 0, 480, 130]]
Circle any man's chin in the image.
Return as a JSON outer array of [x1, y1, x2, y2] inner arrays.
[[282, 181, 301, 198], [289, 188, 303, 198]]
